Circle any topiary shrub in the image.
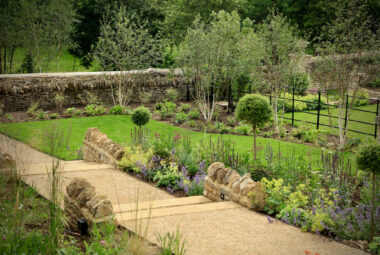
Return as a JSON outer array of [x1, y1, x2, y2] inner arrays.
[[356, 143, 380, 241], [132, 106, 151, 128], [235, 94, 272, 160]]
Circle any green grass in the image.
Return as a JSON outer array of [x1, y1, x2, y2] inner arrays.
[[284, 104, 378, 139], [8, 48, 98, 73], [0, 115, 324, 163]]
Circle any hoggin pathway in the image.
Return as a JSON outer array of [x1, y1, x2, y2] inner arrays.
[[0, 133, 366, 255]]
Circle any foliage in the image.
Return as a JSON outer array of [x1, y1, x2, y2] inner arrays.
[[356, 143, 380, 174], [236, 94, 272, 160], [235, 94, 272, 128], [54, 94, 64, 110], [188, 109, 200, 120], [178, 11, 263, 122], [288, 72, 310, 95], [213, 122, 230, 134], [156, 227, 187, 255], [20, 54, 35, 73], [153, 162, 182, 187], [84, 104, 107, 116], [119, 146, 152, 173], [27, 103, 40, 117], [367, 237, 380, 254], [160, 101, 177, 119], [257, 11, 305, 133], [109, 105, 131, 115], [233, 124, 252, 135], [64, 107, 81, 117], [174, 113, 189, 125], [277, 92, 307, 112], [131, 106, 151, 127], [178, 103, 191, 113], [153, 132, 179, 159], [5, 114, 13, 122], [36, 110, 48, 120], [139, 91, 153, 105], [94, 6, 161, 71], [166, 88, 179, 102], [303, 94, 328, 111], [226, 116, 236, 126]]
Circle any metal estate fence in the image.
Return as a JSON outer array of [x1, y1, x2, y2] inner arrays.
[[185, 85, 380, 139]]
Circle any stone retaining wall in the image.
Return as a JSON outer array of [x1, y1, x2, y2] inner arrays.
[[0, 68, 190, 111], [203, 162, 266, 211], [64, 178, 114, 231], [83, 127, 124, 167]]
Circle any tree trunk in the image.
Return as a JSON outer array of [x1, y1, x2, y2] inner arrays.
[[253, 125, 257, 161], [3, 45, 6, 73], [9, 46, 15, 73]]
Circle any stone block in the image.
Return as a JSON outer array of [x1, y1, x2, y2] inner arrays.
[[207, 162, 225, 180], [66, 178, 94, 199]]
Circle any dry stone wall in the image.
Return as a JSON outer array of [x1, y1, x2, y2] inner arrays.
[[0, 68, 189, 111], [203, 162, 266, 211], [64, 178, 114, 230], [83, 127, 124, 167]]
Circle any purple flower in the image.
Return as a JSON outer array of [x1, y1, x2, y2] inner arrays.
[[171, 148, 176, 155], [167, 186, 174, 194], [100, 240, 106, 245], [267, 215, 274, 223]]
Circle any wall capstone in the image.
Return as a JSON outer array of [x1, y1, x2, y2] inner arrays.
[[83, 127, 124, 167], [64, 178, 114, 231], [203, 162, 266, 211]]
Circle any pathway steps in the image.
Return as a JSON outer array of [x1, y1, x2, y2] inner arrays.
[[0, 133, 367, 255]]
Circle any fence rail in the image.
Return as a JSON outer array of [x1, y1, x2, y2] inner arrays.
[[186, 84, 380, 138]]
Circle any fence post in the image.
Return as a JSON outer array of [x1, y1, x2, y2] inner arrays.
[[344, 93, 349, 132], [375, 97, 379, 139], [317, 91, 321, 130], [292, 87, 295, 127], [228, 82, 232, 114]]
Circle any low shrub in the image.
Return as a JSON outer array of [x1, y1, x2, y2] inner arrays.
[[84, 104, 107, 116], [49, 113, 60, 119], [366, 77, 380, 88], [160, 102, 177, 119], [278, 93, 307, 112], [174, 113, 188, 125], [188, 109, 200, 120], [213, 122, 230, 134], [178, 103, 191, 113], [226, 116, 236, 126], [187, 120, 199, 129], [166, 88, 178, 102], [109, 105, 130, 115], [153, 162, 181, 187], [64, 107, 81, 117], [119, 146, 152, 173], [350, 89, 369, 107], [233, 124, 251, 135], [36, 110, 47, 120], [154, 102, 164, 111], [27, 103, 39, 117], [6, 113, 13, 121], [139, 91, 152, 105], [303, 94, 328, 111]]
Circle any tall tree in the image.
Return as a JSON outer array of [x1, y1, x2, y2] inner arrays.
[[162, 0, 245, 45], [257, 11, 305, 133], [94, 6, 161, 106], [311, 0, 379, 147], [178, 11, 263, 122]]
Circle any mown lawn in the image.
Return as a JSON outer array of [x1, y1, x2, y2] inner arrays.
[[0, 115, 324, 163], [9, 48, 98, 73], [284, 104, 378, 139]]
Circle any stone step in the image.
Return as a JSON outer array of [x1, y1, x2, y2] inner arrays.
[[22, 161, 114, 176], [114, 196, 211, 213], [116, 201, 241, 222]]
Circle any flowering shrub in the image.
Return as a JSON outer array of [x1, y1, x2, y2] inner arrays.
[[119, 146, 152, 173], [153, 162, 181, 187]]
